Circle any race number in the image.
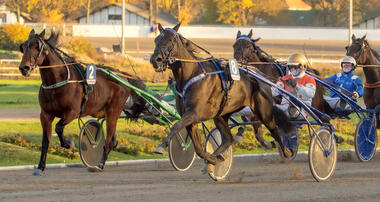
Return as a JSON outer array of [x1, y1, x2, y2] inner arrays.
[[86, 64, 96, 85], [229, 59, 240, 81]]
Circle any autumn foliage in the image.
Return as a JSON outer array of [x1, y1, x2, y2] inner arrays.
[[0, 24, 31, 50]]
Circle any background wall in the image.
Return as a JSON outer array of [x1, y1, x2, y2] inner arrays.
[[73, 24, 380, 41]]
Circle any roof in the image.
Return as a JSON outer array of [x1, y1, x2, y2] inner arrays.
[[285, 0, 312, 11], [0, 4, 32, 21], [76, 3, 177, 25]]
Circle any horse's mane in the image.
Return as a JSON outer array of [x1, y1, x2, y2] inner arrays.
[[45, 32, 145, 90], [252, 43, 276, 63], [178, 34, 204, 59]]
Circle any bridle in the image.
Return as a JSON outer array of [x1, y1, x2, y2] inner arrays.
[[235, 36, 256, 63], [155, 28, 179, 71], [21, 36, 82, 89]]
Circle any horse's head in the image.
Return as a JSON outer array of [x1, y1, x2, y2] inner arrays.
[[233, 29, 261, 63], [346, 34, 370, 65], [150, 23, 182, 72], [18, 29, 59, 77]]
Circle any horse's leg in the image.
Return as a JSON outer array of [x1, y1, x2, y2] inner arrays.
[[187, 123, 217, 164], [154, 111, 197, 153], [55, 110, 77, 149], [33, 110, 54, 176], [211, 116, 233, 159], [252, 91, 292, 158], [252, 116, 273, 149]]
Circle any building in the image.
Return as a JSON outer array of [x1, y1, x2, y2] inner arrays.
[[355, 16, 380, 29], [77, 3, 176, 25], [0, 4, 26, 24]]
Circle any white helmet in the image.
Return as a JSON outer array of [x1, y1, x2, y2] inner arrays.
[[340, 56, 357, 69]]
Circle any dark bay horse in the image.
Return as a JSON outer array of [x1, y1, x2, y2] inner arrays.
[[346, 34, 380, 127], [18, 30, 145, 175], [233, 30, 339, 146], [150, 23, 295, 170]]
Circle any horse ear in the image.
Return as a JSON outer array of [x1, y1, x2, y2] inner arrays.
[[173, 22, 181, 32], [248, 29, 253, 38], [158, 23, 164, 32], [252, 37, 261, 43], [236, 30, 241, 39], [352, 34, 356, 41], [39, 29, 46, 39], [361, 34, 367, 41], [28, 29, 35, 40], [47, 31, 59, 47]]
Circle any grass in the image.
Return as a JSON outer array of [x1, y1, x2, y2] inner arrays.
[[0, 115, 374, 167], [0, 79, 167, 109]]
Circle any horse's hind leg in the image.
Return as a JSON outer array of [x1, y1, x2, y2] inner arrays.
[[55, 110, 77, 149], [252, 90, 292, 158], [252, 116, 273, 149], [33, 110, 54, 176]]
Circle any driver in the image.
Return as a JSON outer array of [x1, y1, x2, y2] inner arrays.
[[324, 56, 363, 111], [272, 53, 316, 119]]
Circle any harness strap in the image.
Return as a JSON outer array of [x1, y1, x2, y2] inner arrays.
[[365, 81, 380, 88]]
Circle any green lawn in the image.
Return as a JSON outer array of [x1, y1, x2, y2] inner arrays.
[[0, 79, 167, 109], [0, 79, 376, 167]]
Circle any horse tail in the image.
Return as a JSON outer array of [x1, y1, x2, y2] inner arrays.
[[272, 106, 296, 134]]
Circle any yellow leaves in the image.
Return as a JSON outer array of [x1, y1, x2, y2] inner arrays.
[[1, 24, 31, 44], [40, 8, 64, 23]]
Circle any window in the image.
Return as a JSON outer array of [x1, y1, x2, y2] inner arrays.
[[108, 15, 121, 20], [0, 13, 6, 24]]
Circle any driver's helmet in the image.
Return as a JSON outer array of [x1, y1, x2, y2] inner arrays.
[[340, 56, 357, 73], [287, 53, 309, 76]]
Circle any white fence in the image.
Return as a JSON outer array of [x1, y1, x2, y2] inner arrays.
[[73, 24, 380, 41]]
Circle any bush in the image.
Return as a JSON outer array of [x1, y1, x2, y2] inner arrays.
[[0, 24, 31, 50], [64, 37, 97, 58]]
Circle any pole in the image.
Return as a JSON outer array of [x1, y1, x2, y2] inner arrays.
[[349, 0, 353, 44], [121, 0, 125, 54], [155, 0, 158, 24], [177, 0, 180, 23], [149, 0, 153, 25]]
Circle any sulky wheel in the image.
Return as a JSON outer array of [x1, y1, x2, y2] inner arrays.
[[78, 120, 105, 168], [205, 128, 233, 182], [355, 118, 377, 162], [309, 127, 337, 182], [168, 128, 196, 171]]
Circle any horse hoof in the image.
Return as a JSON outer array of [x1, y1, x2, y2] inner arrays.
[[65, 138, 75, 149], [201, 163, 214, 174], [153, 146, 165, 154], [262, 141, 273, 149], [87, 166, 103, 172], [32, 168, 43, 176]]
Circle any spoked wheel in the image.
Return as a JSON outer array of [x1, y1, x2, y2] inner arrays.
[[278, 132, 299, 161], [168, 129, 196, 171], [205, 128, 233, 182], [355, 118, 377, 162], [78, 120, 105, 168], [309, 127, 337, 182]]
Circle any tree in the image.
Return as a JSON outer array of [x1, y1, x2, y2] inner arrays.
[[304, 0, 379, 26], [213, 0, 286, 26]]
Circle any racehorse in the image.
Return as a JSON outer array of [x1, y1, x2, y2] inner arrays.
[[150, 23, 295, 169], [233, 30, 331, 147], [346, 34, 380, 128], [18, 30, 146, 175]]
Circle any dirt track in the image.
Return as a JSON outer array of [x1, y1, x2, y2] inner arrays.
[[1, 155, 380, 201]]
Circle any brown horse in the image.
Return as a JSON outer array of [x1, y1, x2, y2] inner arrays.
[[18, 30, 145, 175], [346, 34, 380, 127], [150, 23, 295, 170], [232, 30, 336, 146]]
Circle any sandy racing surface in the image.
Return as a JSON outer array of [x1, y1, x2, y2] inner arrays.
[[1, 155, 380, 201]]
